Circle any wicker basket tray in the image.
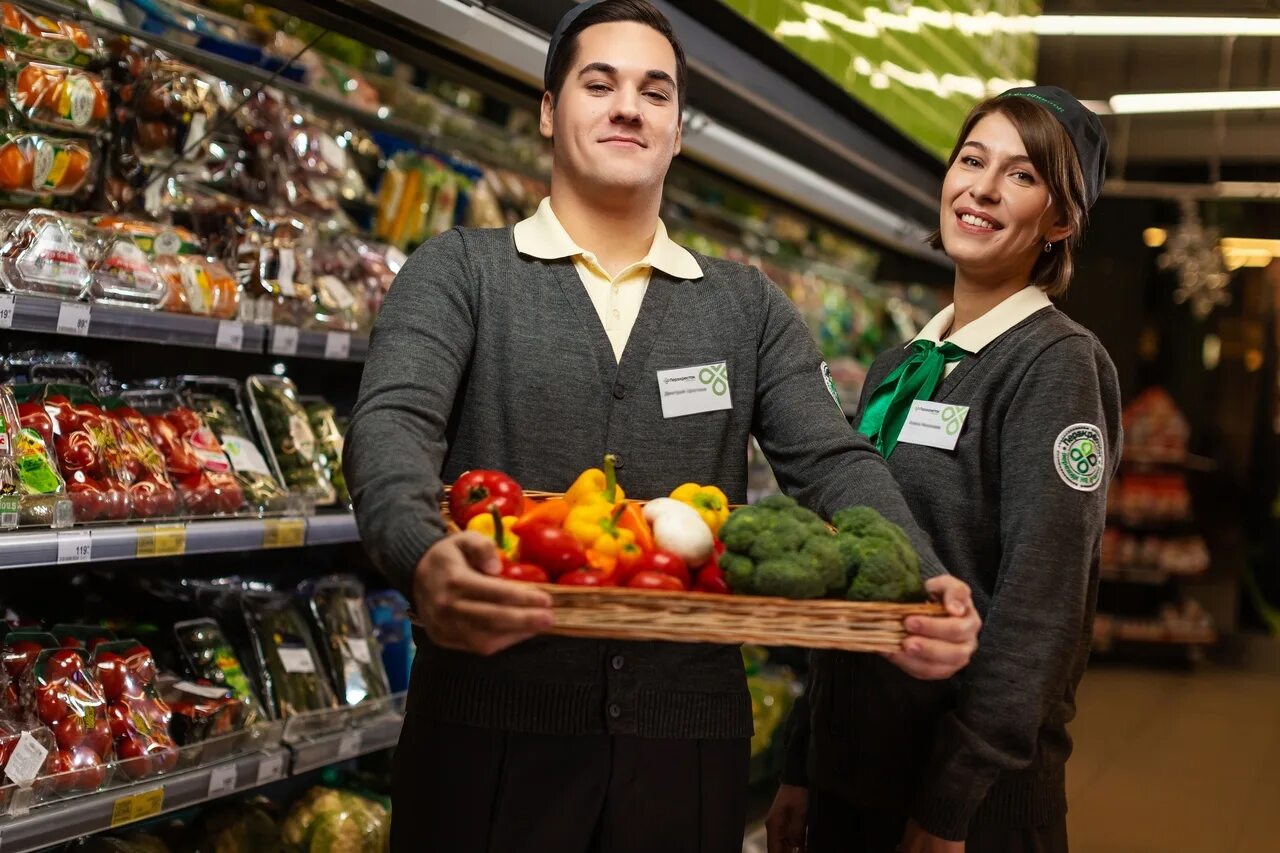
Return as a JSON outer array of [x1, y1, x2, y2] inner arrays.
[[443, 491, 943, 651]]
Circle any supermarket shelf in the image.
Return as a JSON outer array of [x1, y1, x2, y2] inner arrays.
[[3, 293, 266, 354], [1100, 567, 1174, 586], [287, 711, 404, 775], [0, 748, 288, 853], [269, 326, 370, 362], [0, 513, 360, 569]]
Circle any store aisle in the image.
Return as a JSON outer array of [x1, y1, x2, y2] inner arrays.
[[1067, 661, 1280, 853]]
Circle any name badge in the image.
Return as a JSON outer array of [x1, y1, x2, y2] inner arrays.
[[897, 400, 970, 451], [657, 361, 733, 418]]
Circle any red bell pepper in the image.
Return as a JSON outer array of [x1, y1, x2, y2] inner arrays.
[[517, 525, 586, 578], [449, 470, 525, 527]]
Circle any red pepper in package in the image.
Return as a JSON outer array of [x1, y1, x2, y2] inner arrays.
[[27, 647, 112, 794], [40, 386, 131, 522], [146, 406, 242, 515], [105, 402, 181, 519]]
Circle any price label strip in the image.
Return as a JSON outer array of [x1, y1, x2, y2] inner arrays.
[[270, 325, 299, 356], [56, 302, 91, 336], [324, 332, 351, 360], [56, 530, 92, 563], [215, 320, 245, 351], [0, 293, 14, 328], [206, 763, 237, 798], [262, 518, 306, 549], [256, 752, 286, 785], [110, 787, 165, 828], [337, 731, 363, 760], [136, 524, 187, 559]]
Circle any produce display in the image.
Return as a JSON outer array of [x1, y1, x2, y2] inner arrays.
[[245, 375, 334, 506], [240, 590, 338, 719], [25, 644, 112, 794], [91, 641, 178, 781], [299, 576, 390, 707], [104, 398, 182, 519], [0, 383, 72, 528], [25, 384, 132, 523], [172, 617, 264, 729], [280, 786, 390, 852], [301, 397, 349, 508]]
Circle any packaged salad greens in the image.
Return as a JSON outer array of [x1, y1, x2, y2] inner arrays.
[[244, 375, 334, 507], [240, 591, 337, 719], [172, 618, 264, 729], [4, 385, 72, 528], [298, 576, 388, 707], [300, 396, 348, 508]]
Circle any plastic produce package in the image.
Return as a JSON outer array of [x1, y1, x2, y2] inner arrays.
[[91, 641, 178, 781], [103, 400, 183, 519], [299, 576, 389, 707], [0, 4, 102, 67], [172, 618, 263, 728], [1, 53, 109, 133], [280, 786, 391, 853], [27, 383, 132, 523], [87, 231, 168, 309], [365, 590, 412, 693], [93, 219, 239, 318], [1, 384, 73, 528], [25, 646, 112, 794], [3, 630, 56, 718], [121, 388, 243, 516], [300, 396, 348, 507], [241, 591, 337, 719], [177, 376, 289, 513], [0, 717, 58, 807], [0, 132, 92, 196], [244, 375, 334, 506], [0, 209, 92, 298], [156, 675, 246, 749], [232, 211, 317, 327]]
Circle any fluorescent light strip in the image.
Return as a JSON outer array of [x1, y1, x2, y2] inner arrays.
[[1110, 90, 1280, 114], [1034, 15, 1280, 37]]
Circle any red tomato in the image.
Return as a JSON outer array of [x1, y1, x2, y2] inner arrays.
[[4, 640, 44, 678], [448, 470, 525, 526], [83, 711, 112, 757], [123, 646, 156, 686], [94, 652, 127, 701], [501, 563, 549, 583], [635, 551, 690, 588], [52, 714, 86, 751], [627, 571, 686, 591], [65, 745, 106, 791], [693, 563, 731, 594], [45, 748, 73, 793], [36, 683, 70, 724], [43, 649, 84, 682], [557, 569, 609, 587], [107, 700, 134, 739], [115, 734, 154, 780]]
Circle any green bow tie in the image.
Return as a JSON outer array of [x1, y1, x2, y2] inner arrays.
[[857, 339, 969, 458]]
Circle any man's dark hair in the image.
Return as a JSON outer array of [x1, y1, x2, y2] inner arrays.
[[545, 0, 687, 111]]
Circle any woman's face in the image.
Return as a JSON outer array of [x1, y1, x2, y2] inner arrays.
[[938, 111, 1072, 280]]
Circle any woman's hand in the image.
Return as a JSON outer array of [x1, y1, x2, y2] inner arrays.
[[884, 575, 981, 680], [765, 783, 809, 853], [900, 819, 964, 853]]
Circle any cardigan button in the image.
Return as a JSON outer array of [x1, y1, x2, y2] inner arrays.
[[608, 703, 622, 719], [613, 383, 625, 399], [611, 655, 625, 671], [611, 455, 624, 470]]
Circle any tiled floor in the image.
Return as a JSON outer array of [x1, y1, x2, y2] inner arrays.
[[1067, 662, 1280, 853]]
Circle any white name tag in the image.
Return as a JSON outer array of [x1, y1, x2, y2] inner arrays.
[[897, 400, 970, 451], [657, 361, 733, 419]]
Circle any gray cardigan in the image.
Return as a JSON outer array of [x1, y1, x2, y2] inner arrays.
[[345, 225, 942, 739], [783, 305, 1122, 840]]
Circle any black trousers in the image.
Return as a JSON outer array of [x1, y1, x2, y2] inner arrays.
[[391, 718, 750, 853], [807, 788, 1069, 853]]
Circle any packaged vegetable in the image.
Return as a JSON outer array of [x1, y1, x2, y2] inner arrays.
[[177, 376, 289, 513], [120, 388, 244, 516], [300, 396, 348, 507], [241, 591, 337, 719], [244, 375, 335, 506], [3, 386, 72, 528], [154, 254, 239, 318], [0, 209, 91, 298], [2, 54, 108, 133], [172, 618, 263, 728], [26, 383, 132, 523], [87, 231, 168, 309], [50, 625, 116, 651], [25, 646, 112, 793], [3, 630, 55, 718], [365, 591, 412, 693], [310, 237, 371, 333], [156, 674, 246, 749], [298, 576, 389, 707], [0, 717, 58, 806], [0, 4, 101, 67], [103, 400, 182, 519], [281, 787, 390, 853], [0, 132, 92, 196], [91, 641, 177, 781]]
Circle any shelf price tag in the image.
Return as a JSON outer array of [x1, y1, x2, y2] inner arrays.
[[337, 731, 362, 760], [136, 524, 187, 558], [0, 293, 14, 328], [263, 518, 306, 549], [324, 332, 351, 360], [56, 302, 91, 336], [270, 325, 299, 356], [56, 530, 92, 563], [206, 763, 237, 798], [256, 752, 286, 785], [215, 320, 245, 351], [110, 787, 165, 827]]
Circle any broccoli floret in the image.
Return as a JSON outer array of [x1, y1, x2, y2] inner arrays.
[[832, 506, 888, 537], [754, 494, 798, 512], [748, 515, 809, 561], [802, 536, 846, 592], [719, 507, 769, 553], [753, 558, 826, 599], [846, 548, 925, 602], [833, 531, 861, 573], [720, 552, 756, 593]]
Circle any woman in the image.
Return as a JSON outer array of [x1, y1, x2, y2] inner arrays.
[[766, 86, 1120, 853]]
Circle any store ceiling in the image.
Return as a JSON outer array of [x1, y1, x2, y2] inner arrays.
[[1038, 0, 1280, 181]]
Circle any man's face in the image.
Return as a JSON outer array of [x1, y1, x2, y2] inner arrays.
[[540, 21, 682, 196]]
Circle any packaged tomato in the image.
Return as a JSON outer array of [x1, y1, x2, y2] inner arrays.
[[0, 717, 59, 808], [0, 133, 93, 196], [91, 641, 178, 782], [104, 399, 182, 519], [24, 646, 112, 794], [2, 52, 109, 134], [0, 4, 101, 68], [2, 630, 54, 719], [0, 209, 91, 298], [121, 389, 243, 516], [49, 625, 116, 652], [37, 384, 131, 522]]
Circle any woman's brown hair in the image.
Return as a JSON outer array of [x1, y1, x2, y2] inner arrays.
[[928, 95, 1088, 298]]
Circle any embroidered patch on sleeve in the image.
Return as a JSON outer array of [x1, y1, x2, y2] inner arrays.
[[1054, 423, 1105, 492]]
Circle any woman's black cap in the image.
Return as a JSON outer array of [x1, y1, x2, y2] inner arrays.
[[998, 85, 1109, 208]]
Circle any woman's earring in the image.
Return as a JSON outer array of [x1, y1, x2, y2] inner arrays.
[[1044, 240, 1053, 253]]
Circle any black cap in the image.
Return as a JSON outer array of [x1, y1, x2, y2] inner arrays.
[[544, 0, 611, 93], [998, 85, 1109, 208]]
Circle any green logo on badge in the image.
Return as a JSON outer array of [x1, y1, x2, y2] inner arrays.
[[941, 406, 967, 436], [1054, 423, 1105, 492], [699, 363, 728, 396], [821, 362, 841, 408]]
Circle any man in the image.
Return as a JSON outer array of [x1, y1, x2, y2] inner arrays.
[[345, 2, 980, 851]]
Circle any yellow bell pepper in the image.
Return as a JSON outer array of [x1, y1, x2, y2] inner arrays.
[[669, 483, 730, 536], [565, 454, 626, 508], [466, 508, 519, 560], [564, 502, 636, 576]]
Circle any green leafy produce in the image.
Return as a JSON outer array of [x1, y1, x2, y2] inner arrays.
[[833, 507, 925, 603], [299, 576, 389, 707], [720, 496, 843, 599], [242, 592, 338, 719], [302, 398, 350, 506], [281, 787, 390, 853], [186, 385, 291, 512], [245, 376, 335, 506]]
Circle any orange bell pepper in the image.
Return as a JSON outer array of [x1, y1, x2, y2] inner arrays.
[[616, 503, 654, 553], [513, 497, 570, 534]]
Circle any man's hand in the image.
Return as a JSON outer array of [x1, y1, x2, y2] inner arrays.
[[765, 783, 808, 853], [900, 819, 964, 853], [884, 575, 981, 680], [412, 531, 554, 655]]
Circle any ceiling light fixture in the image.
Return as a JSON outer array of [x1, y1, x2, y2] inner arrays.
[[1034, 15, 1280, 37], [1110, 90, 1280, 114]]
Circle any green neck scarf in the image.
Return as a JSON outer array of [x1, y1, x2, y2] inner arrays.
[[857, 339, 969, 458]]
